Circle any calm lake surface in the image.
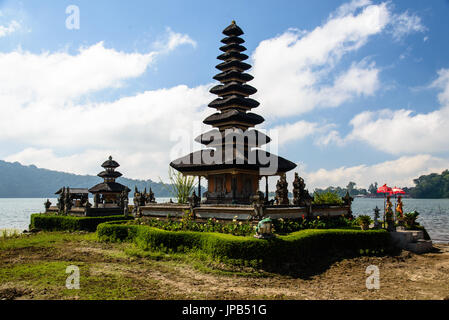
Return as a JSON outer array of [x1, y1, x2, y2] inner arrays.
[[0, 198, 448, 243]]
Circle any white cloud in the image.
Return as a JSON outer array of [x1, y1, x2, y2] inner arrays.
[[432, 68, 449, 105], [339, 68, 449, 155], [0, 29, 209, 181], [251, 1, 389, 118], [333, 0, 373, 17], [389, 10, 426, 42], [165, 28, 197, 51], [272, 121, 320, 145], [0, 28, 197, 104], [0, 20, 20, 37], [0, 42, 157, 103], [272, 120, 340, 146], [302, 154, 449, 190]]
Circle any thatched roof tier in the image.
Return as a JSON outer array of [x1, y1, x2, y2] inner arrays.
[[210, 82, 257, 97], [98, 171, 123, 179], [208, 95, 259, 110], [220, 36, 245, 45], [217, 51, 249, 61], [195, 129, 271, 147], [223, 21, 244, 37], [204, 110, 264, 127], [219, 43, 247, 53], [55, 188, 88, 195], [170, 149, 296, 175], [213, 70, 254, 83], [216, 60, 251, 72], [89, 182, 130, 194], [101, 156, 120, 169]]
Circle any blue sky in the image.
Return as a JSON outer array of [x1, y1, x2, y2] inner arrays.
[[1, 0, 449, 190]]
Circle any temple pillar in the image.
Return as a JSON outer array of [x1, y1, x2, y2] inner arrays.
[[198, 176, 201, 199], [265, 176, 269, 202], [231, 174, 237, 202]]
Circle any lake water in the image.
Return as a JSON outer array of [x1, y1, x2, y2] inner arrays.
[[0, 198, 448, 243]]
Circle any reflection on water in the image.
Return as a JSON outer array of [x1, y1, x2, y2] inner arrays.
[[0, 197, 448, 243]]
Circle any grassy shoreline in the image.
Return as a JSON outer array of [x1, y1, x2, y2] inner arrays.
[[1, 230, 449, 300]]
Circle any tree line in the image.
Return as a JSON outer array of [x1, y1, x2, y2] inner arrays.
[[314, 170, 449, 199]]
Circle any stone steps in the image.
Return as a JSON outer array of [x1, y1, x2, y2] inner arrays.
[[390, 230, 433, 254], [406, 239, 433, 254]]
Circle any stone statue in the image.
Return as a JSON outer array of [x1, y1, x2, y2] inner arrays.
[[148, 188, 156, 203], [342, 191, 354, 206], [80, 194, 89, 208], [188, 191, 200, 208], [133, 187, 141, 214], [123, 197, 129, 217], [64, 187, 72, 214], [44, 199, 52, 212], [275, 174, 289, 205], [373, 206, 381, 229], [292, 173, 313, 207], [57, 187, 65, 213], [143, 187, 148, 204], [342, 191, 354, 217], [251, 190, 265, 220], [93, 193, 100, 208], [119, 190, 128, 209]]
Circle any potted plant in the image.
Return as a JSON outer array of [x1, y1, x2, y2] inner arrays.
[[357, 215, 372, 230], [404, 211, 419, 229]]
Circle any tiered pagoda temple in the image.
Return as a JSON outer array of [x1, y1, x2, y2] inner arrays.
[[89, 156, 130, 208], [171, 21, 296, 204]]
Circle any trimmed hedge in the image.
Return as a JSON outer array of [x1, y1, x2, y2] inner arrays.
[[30, 214, 134, 232], [97, 222, 391, 266]]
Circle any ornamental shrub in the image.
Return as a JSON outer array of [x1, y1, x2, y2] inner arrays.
[[97, 222, 391, 267], [30, 214, 133, 232], [313, 191, 344, 205]]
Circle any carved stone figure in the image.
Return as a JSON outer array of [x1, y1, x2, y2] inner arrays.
[[148, 188, 156, 203], [123, 197, 129, 217], [342, 191, 354, 206], [292, 173, 313, 207], [57, 187, 65, 213], [64, 187, 72, 214], [188, 191, 200, 208], [44, 199, 52, 212], [251, 190, 265, 219], [373, 206, 381, 229], [275, 174, 289, 205], [119, 189, 128, 209], [93, 193, 100, 208], [342, 191, 354, 217]]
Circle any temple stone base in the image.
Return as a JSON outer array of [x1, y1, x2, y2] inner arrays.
[[390, 230, 433, 254], [137, 203, 351, 221], [85, 207, 124, 217]]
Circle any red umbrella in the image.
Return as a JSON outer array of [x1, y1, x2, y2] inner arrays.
[[377, 184, 392, 194], [392, 187, 405, 195], [377, 184, 392, 228]]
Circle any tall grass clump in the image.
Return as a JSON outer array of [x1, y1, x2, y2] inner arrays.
[[160, 167, 196, 204]]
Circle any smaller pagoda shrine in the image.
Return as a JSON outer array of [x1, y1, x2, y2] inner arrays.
[[88, 156, 130, 215]]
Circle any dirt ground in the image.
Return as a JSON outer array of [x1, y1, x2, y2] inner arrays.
[[1, 234, 448, 300]]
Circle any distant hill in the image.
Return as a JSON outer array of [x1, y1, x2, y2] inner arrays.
[[0, 160, 173, 198]]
